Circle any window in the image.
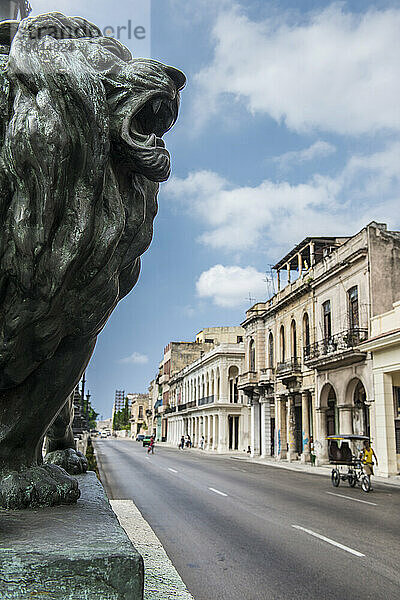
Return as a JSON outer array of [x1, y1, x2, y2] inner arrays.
[[348, 286, 359, 330], [138, 406, 143, 420], [205, 338, 214, 344], [249, 339, 256, 371], [280, 325, 285, 362], [237, 336, 243, 343], [323, 300, 332, 339], [303, 313, 310, 356], [268, 332, 274, 368], [291, 320, 297, 359]]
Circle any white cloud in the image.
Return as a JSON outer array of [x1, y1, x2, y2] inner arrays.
[[274, 141, 336, 169], [118, 352, 149, 365], [196, 265, 266, 308], [165, 142, 400, 254], [194, 4, 400, 134]]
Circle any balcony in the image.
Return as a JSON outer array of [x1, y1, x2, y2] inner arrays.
[[276, 358, 302, 389], [198, 395, 214, 406], [163, 405, 176, 415], [177, 400, 196, 412], [259, 367, 274, 387], [237, 371, 258, 392], [304, 328, 368, 370]]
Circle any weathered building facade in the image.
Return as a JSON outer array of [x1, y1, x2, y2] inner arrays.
[[166, 339, 249, 452], [241, 222, 400, 472]]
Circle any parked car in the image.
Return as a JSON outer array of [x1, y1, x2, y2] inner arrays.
[[136, 434, 145, 442], [142, 435, 152, 447], [100, 431, 108, 439]]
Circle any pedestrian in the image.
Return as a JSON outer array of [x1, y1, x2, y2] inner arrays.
[[361, 439, 378, 486], [147, 435, 155, 454], [186, 434, 191, 448], [310, 436, 316, 466], [200, 435, 205, 450], [180, 435, 185, 450]]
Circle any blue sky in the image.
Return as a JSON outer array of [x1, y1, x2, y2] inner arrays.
[[34, 1, 400, 418]]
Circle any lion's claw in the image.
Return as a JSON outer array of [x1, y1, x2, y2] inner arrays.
[[44, 447, 88, 475], [0, 464, 80, 509]]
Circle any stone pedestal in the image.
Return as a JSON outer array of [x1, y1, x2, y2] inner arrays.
[[0, 472, 143, 599]]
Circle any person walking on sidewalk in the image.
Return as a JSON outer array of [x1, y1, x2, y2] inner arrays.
[[361, 440, 378, 486], [186, 434, 191, 448], [147, 435, 155, 455], [200, 435, 205, 450], [180, 435, 185, 450]]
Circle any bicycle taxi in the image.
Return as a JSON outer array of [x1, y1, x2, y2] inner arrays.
[[327, 434, 372, 493]]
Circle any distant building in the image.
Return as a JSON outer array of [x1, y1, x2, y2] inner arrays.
[[128, 393, 151, 437], [166, 339, 248, 452], [151, 327, 245, 442]]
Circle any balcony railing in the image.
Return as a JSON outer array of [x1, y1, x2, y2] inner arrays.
[[304, 328, 368, 362], [198, 395, 214, 406], [237, 371, 258, 389], [276, 358, 301, 376], [163, 405, 176, 415], [177, 400, 196, 412]]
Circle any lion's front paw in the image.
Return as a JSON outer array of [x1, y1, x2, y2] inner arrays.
[[0, 464, 80, 509], [44, 447, 88, 475]]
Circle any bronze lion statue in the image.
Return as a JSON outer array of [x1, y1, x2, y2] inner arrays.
[[0, 13, 185, 508]]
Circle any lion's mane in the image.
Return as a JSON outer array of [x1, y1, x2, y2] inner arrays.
[[0, 13, 182, 390]]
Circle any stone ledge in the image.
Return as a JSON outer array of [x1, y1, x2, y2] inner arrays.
[[0, 472, 143, 600]]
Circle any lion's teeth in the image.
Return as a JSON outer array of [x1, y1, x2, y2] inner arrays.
[[152, 98, 162, 114]]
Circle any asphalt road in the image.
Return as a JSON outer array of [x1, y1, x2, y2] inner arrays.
[[94, 439, 400, 600]]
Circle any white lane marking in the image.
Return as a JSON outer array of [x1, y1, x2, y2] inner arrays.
[[326, 491, 377, 506], [209, 487, 228, 497], [168, 468, 178, 473], [145, 456, 150, 460], [292, 525, 365, 557]]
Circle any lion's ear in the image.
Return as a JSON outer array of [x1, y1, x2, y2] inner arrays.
[[0, 20, 19, 49]]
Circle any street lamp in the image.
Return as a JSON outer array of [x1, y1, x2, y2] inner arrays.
[[86, 391, 91, 431]]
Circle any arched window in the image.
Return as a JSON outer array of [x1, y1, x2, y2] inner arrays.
[[303, 312, 310, 357], [280, 325, 285, 363], [268, 332, 274, 368], [249, 339, 256, 371], [291, 320, 297, 359], [348, 286, 359, 330], [323, 300, 332, 339], [228, 366, 239, 403]]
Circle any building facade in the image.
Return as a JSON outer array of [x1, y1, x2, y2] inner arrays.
[[128, 393, 151, 437], [360, 301, 400, 476], [241, 222, 400, 472], [165, 340, 249, 452]]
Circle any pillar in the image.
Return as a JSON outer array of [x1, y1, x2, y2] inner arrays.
[[339, 405, 353, 435], [316, 408, 328, 463], [220, 367, 229, 403], [207, 415, 212, 450], [251, 400, 261, 457], [287, 395, 297, 462], [260, 401, 272, 457], [301, 391, 311, 463], [277, 398, 287, 459], [212, 415, 217, 450], [219, 413, 228, 452], [374, 371, 397, 476]]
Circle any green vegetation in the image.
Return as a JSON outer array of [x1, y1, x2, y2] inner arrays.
[[112, 397, 131, 430], [86, 438, 100, 479]]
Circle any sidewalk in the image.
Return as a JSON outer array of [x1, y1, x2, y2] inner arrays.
[[157, 440, 400, 487]]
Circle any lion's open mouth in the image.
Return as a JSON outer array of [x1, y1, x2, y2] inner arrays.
[[129, 93, 179, 148]]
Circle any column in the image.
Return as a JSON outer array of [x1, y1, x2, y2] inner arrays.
[[260, 401, 271, 457], [250, 399, 261, 457], [218, 413, 228, 452], [316, 408, 328, 463], [374, 371, 397, 476], [287, 395, 297, 462], [207, 415, 212, 450], [212, 415, 217, 450], [220, 367, 229, 403], [277, 397, 287, 460], [339, 405, 353, 435], [301, 391, 311, 463]]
